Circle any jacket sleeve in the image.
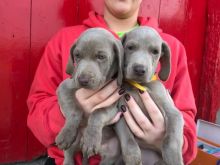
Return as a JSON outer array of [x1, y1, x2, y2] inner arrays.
[[27, 33, 65, 147], [171, 41, 197, 165]]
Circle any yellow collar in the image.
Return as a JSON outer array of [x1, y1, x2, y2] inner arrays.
[[126, 74, 157, 92]]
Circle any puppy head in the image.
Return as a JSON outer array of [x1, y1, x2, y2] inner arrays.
[[66, 28, 123, 89], [122, 26, 171, 83]]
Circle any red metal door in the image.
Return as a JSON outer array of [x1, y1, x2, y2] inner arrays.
[[0, 0, 33, 162], [0, 0, 219, 163]]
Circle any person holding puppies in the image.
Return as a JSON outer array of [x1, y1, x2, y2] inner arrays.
[[27, 0, 197, 164]]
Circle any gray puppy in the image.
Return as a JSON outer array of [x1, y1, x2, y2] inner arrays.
[[114, 26, 184, 165], [55, 28, 123, 165]]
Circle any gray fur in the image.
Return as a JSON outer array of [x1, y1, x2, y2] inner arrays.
[[55, 28, 123, 165], [115, 26, 184, 165]]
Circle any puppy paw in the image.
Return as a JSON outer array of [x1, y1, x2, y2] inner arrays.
[[55, 128, 77, 150], [80, 128, 102, 158]]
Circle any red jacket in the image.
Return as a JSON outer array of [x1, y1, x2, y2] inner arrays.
[[27, 11, 197, 165]]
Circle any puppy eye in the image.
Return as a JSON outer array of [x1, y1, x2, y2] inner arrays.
[[74, 52, 81, 58], [96, 54, 106, 60], [126, 44, 136, 51], [152, 49, 159, 55]]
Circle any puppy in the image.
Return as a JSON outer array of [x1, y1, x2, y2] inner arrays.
[[55, 28, 123, 165], [114, 26, 184, 165]]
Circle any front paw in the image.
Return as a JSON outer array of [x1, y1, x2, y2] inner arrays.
[[80, 128, 102, 158], [55, 128, 77, 150]]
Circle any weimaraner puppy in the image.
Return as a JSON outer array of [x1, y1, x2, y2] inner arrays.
[[55, 28, 124, 165], [114, 26, 184, 165]]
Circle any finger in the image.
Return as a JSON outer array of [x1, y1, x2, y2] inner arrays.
[[122, 105, 145, 138], [91, 88, 124, 111], [124, 93, 153, 131], [87, 80, 119, 107], [139, 91, 164, 129], [75, 88, 97, 101], [107, 112, 122, 125]]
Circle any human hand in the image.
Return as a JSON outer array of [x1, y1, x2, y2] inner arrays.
[[121, 90, 166, 149], [75, 80, 124, 123]]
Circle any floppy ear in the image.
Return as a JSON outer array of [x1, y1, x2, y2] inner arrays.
[[158, 42, 171, 81], [113, 39, 124, 86], [66, 44, 76, 75]]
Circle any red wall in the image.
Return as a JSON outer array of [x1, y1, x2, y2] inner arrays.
[[0, 0, 218, 163]]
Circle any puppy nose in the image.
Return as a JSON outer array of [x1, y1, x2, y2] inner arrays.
[[78, 75, 90, 86], [133, 65, 145, 76]]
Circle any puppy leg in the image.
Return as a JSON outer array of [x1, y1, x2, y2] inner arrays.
[[159, 109, 184, 165], [80, 104, 118, 159], [63, 133, 81, 165], [114, 117, 142, 165], [64, 147, 75, 165], [99, 134, 122, 165], [147, 83, 184, 165], [55, 79, 83, 150]]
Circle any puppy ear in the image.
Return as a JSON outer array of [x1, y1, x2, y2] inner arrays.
[[66, 44, 76, 75], [158, 42, 171, 81], [113, 39, 124, 86]]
